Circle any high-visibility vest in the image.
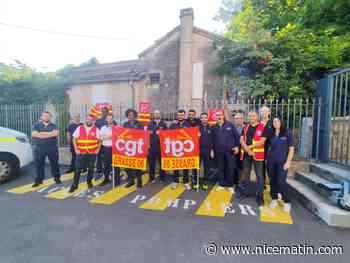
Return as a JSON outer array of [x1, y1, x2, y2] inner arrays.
[[76, 125, 99, 154], [240, 122, 265, 161]]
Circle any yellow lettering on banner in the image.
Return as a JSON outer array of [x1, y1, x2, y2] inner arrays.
[[46, 177, 104, 200], [89, 173, 150, 205], [112, 155, 147, 171], [161, 157, 199, 171], [195, 185, 233, 217], [259, 187, 293, 225], [139, 184, 186, 211], [6, 173, 74, 194]]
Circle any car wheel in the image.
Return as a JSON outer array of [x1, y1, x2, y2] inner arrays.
[[0, 154, 19, 184]]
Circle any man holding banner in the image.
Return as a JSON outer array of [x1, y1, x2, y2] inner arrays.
[[169, 109, 192, 190], [159, 123, 200, 190], [122, 109, 146, 188], [148, 110, 167, 183]]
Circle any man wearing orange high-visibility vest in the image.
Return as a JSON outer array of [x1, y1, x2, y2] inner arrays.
[[238, 111, 269, 208], [68, 114, 101, 193]]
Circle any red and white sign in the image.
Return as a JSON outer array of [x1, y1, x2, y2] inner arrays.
[[137, 101, 151, 124], [112, 126, 150, 170], [158, 127, 200, 171], [208, 108, 224, 125]]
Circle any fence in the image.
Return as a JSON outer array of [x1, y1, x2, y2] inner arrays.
[[0, 98, 322, 160]]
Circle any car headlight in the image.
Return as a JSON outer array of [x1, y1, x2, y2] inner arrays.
[[16, 136, 29, 144]]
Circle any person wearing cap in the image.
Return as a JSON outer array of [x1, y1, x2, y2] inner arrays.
[[148, 110, 167, 183], [265, 115, 294, 213], [98, 113, 120, 186], [211, 111, 240, 193], [169, 109, 192, 190], [123, 108, 144, 188], [68, 114, 101, 193]]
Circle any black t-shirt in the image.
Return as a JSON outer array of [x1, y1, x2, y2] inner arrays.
[[32, 121, 58, 148], [66, 123, 82, 145], [241, 124, 270, 145]]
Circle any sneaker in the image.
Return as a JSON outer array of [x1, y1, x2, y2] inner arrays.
[[125, 181, 135, 188], [283, 203, 291, 213], [227, 187, 235, 194], [32, 182, 42, 188], [98, 179, 110, 187], [184, 183, 191, 190], [269, 200, 278, 209], [170, 182, 178, 189], [68, 185, 77, 193], [87, 181, 93, 189]]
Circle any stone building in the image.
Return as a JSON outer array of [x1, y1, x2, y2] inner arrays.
[[67, 8, 223, 113]]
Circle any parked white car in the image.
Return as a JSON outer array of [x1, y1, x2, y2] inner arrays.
[[0, 127, 34, 183]]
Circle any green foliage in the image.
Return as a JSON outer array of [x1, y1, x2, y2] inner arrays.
[[215, 0, 350, 98]]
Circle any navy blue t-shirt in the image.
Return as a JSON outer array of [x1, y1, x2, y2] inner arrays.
[[266, 130, 294, 163], [32, 121, 58, 147]]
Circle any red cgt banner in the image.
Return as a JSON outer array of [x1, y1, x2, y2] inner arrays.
[[158, 127, 200, 171], [112, 126, 150, 170], [208, 108, 224, 125]]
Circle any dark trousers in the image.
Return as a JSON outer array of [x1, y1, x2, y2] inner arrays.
[[96, 147, 103, 173], [233, 154, 243, 186], [69, 144, 76, 171], [267, 161, 290, 203], [240, 156, 264, 202], [173, 170, 189, 184], [102, 146, 120, 183], [126, 169, 142, 185], [34, 146, 60, 184], [192, 151, 211, 184], [216, 151, 236, 187], [73, 154, 96, 187], [149, 151, 164, 181]]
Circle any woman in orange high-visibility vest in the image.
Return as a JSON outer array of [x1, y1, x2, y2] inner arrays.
[[69, 114, 101, 193], [237, 111, 269, 208]]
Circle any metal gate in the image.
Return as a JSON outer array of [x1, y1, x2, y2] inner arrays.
[[316, 68, 350, 168]]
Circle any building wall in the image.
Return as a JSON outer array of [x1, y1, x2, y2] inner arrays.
[[67, 82, 133, 118]]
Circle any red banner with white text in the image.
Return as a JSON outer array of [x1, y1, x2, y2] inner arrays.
[[158, 127, 200, 171], [112, 126, 150, 170]]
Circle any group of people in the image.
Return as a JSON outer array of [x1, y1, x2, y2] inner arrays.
[[31, 105, 294, 212]]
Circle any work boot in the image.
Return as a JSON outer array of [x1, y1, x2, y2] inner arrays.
[[87, 181, 94, 189], [125, 181, 135, 188], [32, 182, 42, 188], [68, 185, 78, 193]]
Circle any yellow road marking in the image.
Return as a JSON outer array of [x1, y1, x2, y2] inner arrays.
[[46, 177, 104, 200], [6, 173, 74, 194], [139, 184, 186, 211], [89, 173, 150, 205], [259, 188, 293, 225], [195, 186, 233, 217]]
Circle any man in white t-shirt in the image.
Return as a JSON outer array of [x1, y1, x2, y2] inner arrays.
[[68, 114, 101, 193], [98, 113, 120, 186]]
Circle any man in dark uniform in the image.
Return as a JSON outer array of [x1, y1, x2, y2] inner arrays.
[[31, 111, 61, 187], [123, 108, 144, 188], [211, 111, 240, 192], [192, 112, 213, 191], [95, 107, 109, 178], [148, 110, 167, 183], [169, 109, 191, 190], [65, 113, 82, 173]]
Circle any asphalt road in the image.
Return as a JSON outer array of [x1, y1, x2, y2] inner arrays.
[[0, 164, 349, 263]]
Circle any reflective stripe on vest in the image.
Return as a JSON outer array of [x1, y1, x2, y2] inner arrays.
[[76, 125, 99, 154], [241, 123, 265, 161]]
